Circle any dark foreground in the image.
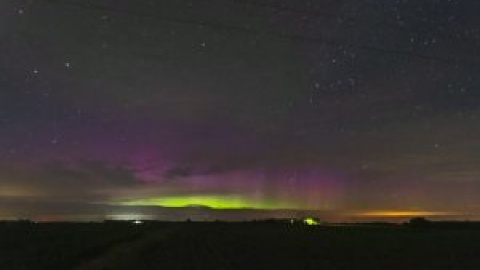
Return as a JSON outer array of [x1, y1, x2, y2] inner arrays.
[[2, 221, 480, 270]]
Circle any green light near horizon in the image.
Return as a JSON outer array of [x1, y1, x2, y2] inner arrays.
[[117, 195, 299, 210], [304, 217, 320, 225]]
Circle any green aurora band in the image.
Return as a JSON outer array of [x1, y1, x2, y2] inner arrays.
[[117, 195, 301, 210]]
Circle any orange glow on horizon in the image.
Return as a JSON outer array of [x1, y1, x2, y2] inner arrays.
[[0, 186, 35, 197], [356, 211, 448, 217]]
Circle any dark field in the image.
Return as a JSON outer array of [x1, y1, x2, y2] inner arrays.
[[2, 221, 480, 270]]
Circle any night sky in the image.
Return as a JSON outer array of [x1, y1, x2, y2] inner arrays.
[[1, 0, 480, 221]]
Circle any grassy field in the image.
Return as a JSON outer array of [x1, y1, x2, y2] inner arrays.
[[1, 221, 480, 269]]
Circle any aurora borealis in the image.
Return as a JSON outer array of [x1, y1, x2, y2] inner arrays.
[[1, 0, 480, 221]]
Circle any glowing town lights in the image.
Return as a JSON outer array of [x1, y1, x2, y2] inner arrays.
[[356, 211, 447, 217], [106, 214, 152, 221]]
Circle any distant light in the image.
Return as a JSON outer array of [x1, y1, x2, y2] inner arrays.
[[304, 217, 319, 226], [133, 220, 143, 225]]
